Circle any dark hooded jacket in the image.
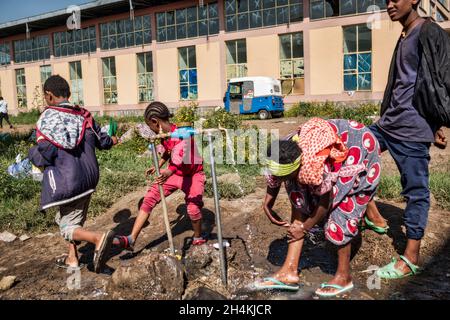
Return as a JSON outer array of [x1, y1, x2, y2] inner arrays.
[[381, 18, 450, 128], [28, 103, 113, 211]]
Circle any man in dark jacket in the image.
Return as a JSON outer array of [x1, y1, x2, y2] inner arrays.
[[29, 75, 118, 273], [369, 0, 449, 279]]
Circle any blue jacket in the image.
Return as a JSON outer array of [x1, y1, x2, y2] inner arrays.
[[28, 103, 113, 211]]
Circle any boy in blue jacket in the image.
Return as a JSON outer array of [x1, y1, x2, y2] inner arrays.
[[29, 75, 118, 273]]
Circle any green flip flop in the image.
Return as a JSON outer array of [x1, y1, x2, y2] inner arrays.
[[360, 216, 389, 234], [253, 277, 299, 291], [315, 282, 354, 298], [376, 255, 421, 279]]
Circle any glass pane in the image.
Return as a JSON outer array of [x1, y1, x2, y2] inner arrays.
[[90, 39, 96, 52], [358, 25, 372, 51], [89, 26, 96, 38], [117, 20, 125, 34], [344, 73, 357, 91], [187, 22, 198, 38], [209, 19, 219, 35], [250, 11, 263, 28], [110, 59, 116, 76], [180, 86, 189, 99], [100, 23, 108, 36], [226, 15, 237, 32], [189, 69, 197, 85], [358, 0, 371, 13], [290, 4, 302, 22], [292, 33, 303, 58], [249, 0, 262, 11], [277, 0, 288, 5], [67, 45, 74, 56], [237, 40, 247, 63], [127, 33, 134, 46], [108, 22, 117, 34], [144, 31, 151, 44], [209, 3, 219, 18], [143, 15, 151, 29], [134, 16, 143, 30], [199, 20, 208, 36], [263, 0, 275, 8], [280, 60, 292, 77], [166, 11, 175, 25], [166, 26, 176, 41], [263, 8, 276, 26], [179, 70, 188, 84], [117, 34, 126, 48], [189, 85, 198, 99], [238, 0, 249, 12], [276, 7, 289, 24], [101, 37, 108, 50], [344, 54, 357, 70], [340, 0, 357, 15], [137, 54, 145, 73], [176, 24, 187, 40], [135, 31, 143, 45], [238, 13, 249, 30], [146, 53, 152, 72], [187, 7, 198, 21], [226, 41, 237, 64], [179, 48, 188, 68], [109, 36, 117, 49], [225, 0, 237, 15], [156, 13, 166, 28], [199, 6, 208, 19], [188, 47, 196, 68], [157, 28, 166, 42], [358, 73, 371, 90], [310, 0, 324, 19], [176, 8, 187, 24], [293, 59, 304, 77], [279, 34, 291, 59], [325, 0, 338, 17], [358, 53, 372, 73], [125, 20, 133, 33], [343, 26, 357, 53], [75, 41, 83, 54]]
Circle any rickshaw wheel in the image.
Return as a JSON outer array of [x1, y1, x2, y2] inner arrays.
[[258, 110, 271, 120]]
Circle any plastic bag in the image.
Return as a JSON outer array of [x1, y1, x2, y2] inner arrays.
[[7, 154, 32, 178]]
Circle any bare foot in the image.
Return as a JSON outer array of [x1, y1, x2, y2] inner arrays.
[[260, 270, 300, 286]]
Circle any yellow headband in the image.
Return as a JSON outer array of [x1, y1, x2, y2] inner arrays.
[[266, 156, 301, 177]]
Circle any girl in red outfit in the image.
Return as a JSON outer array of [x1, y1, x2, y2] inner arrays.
[[115, 102, 206, 249]]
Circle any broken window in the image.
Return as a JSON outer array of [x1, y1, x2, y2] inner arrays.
[[343, 24, 372, 91], [279, 32, 304, 95], [137, 52, 154, 102]]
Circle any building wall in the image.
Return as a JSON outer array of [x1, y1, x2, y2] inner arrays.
[[116, 53, 139, 106], [197, 42, 222, 103], [53, 61, 69, 82], [309, 26, 343, 96], [82, 57, 102, 110], [155, 47, 179, 107], [247, 35, 279, 79], [0, 69, 15, 109], [24, 66, 41, 110]]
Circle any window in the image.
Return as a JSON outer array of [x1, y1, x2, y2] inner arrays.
[[225, 0, 303, 32], [100, 15, 151, 50], [14, 36, 50, 64], [40, 65, 52, 87], [54, 26, 96, 57], [343, 24, 372, 91], [279, 32, 304, 95], [310, 0, 386, 20], [16, 69, 27, 109], [178, 46, 197, 100], [0, 42, 11, 66], [137, 52, 154, 102], [102, 57, 118, 104], [156, 2, 219, 42], [226, 39, 247, 80], [70, 61, 84, 106]]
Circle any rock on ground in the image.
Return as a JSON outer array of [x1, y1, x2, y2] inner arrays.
[[110, 251, 185, 300], [0, 232, 17, 242], [0, 276, 17, 291]]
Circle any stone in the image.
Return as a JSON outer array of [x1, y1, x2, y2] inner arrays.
[[110, 252, 184, 300], [0, 231, 17, 242], [19, 234, 31, 242], [0, 276, 17, 291]]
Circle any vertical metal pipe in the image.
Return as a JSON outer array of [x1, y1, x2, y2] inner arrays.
[[149, 142, 175, 255], [207, 132, 227, 287]]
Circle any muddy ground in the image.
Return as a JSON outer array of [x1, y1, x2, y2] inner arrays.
[[0, 118, 449, 300]]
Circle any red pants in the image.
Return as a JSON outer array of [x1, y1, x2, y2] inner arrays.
[[141, 171, 205, 221]]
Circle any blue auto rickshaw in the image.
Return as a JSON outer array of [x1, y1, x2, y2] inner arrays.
[[223, 76, 284, 120]]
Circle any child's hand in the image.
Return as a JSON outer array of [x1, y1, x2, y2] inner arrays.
[[111, 136, 119, 145], [434, 128, 447, 149], [145, 166, 156, 177], [155, 169, 173, 185]]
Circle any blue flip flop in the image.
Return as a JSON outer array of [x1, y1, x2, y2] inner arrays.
[[315, 282, 354, 297], [253, 277, 300, 291]]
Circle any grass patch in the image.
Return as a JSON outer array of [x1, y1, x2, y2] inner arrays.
[[10, 109, 41, 125], [285, 101, 379, 126]]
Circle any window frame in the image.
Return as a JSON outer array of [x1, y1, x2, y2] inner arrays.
[[102, 57, 118, 104], [279, 32, 305, 95], [100, 15, 151, 50], [69, 61, 84, 106], [225, 39, 248, 81], [178, 46, 198, 101], [15, 68, 27, 109], [137, 52, 154, 103]]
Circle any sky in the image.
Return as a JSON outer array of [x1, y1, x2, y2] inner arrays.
[[0, 0, 94, 24]]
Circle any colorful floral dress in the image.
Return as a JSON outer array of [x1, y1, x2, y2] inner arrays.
[[265, 119, 381, 245]]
